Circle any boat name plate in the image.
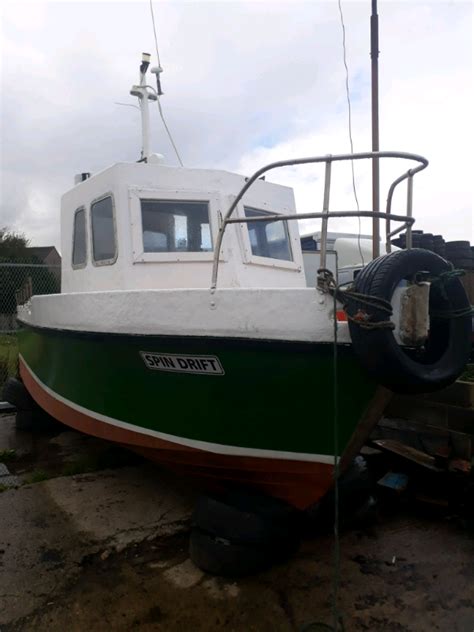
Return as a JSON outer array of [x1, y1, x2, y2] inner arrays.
[[140, 352, 225, 376]]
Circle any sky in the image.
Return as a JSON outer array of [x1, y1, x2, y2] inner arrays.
[[0, 0, 472, 250]]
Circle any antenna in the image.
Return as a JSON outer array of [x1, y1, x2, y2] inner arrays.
[[150, 65, 164, 96], [130, 52, 157, 162]]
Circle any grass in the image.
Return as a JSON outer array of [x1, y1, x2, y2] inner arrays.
[[0, 484, 9, 493], [0, 333, 19, 388], [0, 449, 17, 462], [61, 457, 99, 477], [60, 447, 138, 477], [25, 469, 51, 484], [460, 364, 474, 382]]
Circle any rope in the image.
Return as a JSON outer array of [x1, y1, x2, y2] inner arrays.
[[434, 269, 466, 280], [318, 266, 472, 332], [317, 269, 395, 331], [414, 268, 466, 286], [331, 284, 344, 632], [344, 312, 395, 330], [418, 268, 473, 318], [302, 273, 346, 631]]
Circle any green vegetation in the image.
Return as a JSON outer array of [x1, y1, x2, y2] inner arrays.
[[61, 457, 99, 477], [0, 227, 31, 260], [25, 469, 51, 484], [0, 334, 18, 388], [61, 447, 137, 477], [0, 228, 60, 321], [0, 449, 17, 462], [460, 364, 474, 383], [0, 334, 18, 366], [0, 484, 9, 493]]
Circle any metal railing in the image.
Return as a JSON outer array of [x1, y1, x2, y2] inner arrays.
[[210, 150, 428, 290]]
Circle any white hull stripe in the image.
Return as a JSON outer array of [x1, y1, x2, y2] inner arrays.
[[20, 354, 337, 465]]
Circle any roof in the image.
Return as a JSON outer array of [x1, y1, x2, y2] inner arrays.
[[26, 246, 61, 262]]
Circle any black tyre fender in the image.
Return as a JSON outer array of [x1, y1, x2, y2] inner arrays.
[[192, 491, 302, 550], [2, 377, 34, 410], [189, 528, 274, 577], [346, 249, 471, 393]]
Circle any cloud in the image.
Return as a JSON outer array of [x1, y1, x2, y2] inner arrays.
[[0, 0, 472, 248]]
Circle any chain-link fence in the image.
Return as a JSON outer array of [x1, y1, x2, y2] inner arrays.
[[0, 261, 61, 390]]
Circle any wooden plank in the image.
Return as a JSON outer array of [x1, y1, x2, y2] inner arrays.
[[417, 381, 474, 408], [339, 386, 393, 473], [373, 438, 444, 471]]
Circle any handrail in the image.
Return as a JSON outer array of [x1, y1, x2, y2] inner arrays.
[[210, 150, 428, 290]]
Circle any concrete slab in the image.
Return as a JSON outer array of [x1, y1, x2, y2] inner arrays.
[[0, 464, 195, 625], [0, 402, 16, 413], [6, 513, 474, 632]]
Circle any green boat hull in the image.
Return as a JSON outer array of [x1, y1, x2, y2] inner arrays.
[[18, 325, 378, 507]]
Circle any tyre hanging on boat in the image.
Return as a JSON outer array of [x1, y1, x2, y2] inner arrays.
[[345, 248, 471, 394]]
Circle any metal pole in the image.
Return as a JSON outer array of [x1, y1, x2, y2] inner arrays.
[[130, 53, 152, 162], [139, 64, 151, 161], [371, 0, 380, 258], [319, 159, 332, 269], [405, 174, 414, 249]]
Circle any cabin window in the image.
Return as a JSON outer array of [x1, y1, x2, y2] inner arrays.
[[72, 208, 87, 267], [244, 207, 292, 261], [91, 195, 117, 263], [141, 200, 212, 253]]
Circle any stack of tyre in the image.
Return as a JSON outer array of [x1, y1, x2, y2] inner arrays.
[[391, 231, 447, 257], [189, 491, 302, 576], [444, 241, 474, 271], [391, 232, 474, 271]]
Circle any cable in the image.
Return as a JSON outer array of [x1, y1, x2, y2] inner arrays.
[[331, 288, 343, 632], [337, 0, 365, 268], [149, 0, 161, 67], [148, 0, 184, 167]]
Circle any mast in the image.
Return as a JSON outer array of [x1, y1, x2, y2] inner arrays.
[[370, 0, 380, 258], [130, 53, 157, 162]]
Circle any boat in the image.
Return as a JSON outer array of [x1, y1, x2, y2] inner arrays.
[[13, 40, 471, 510]]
